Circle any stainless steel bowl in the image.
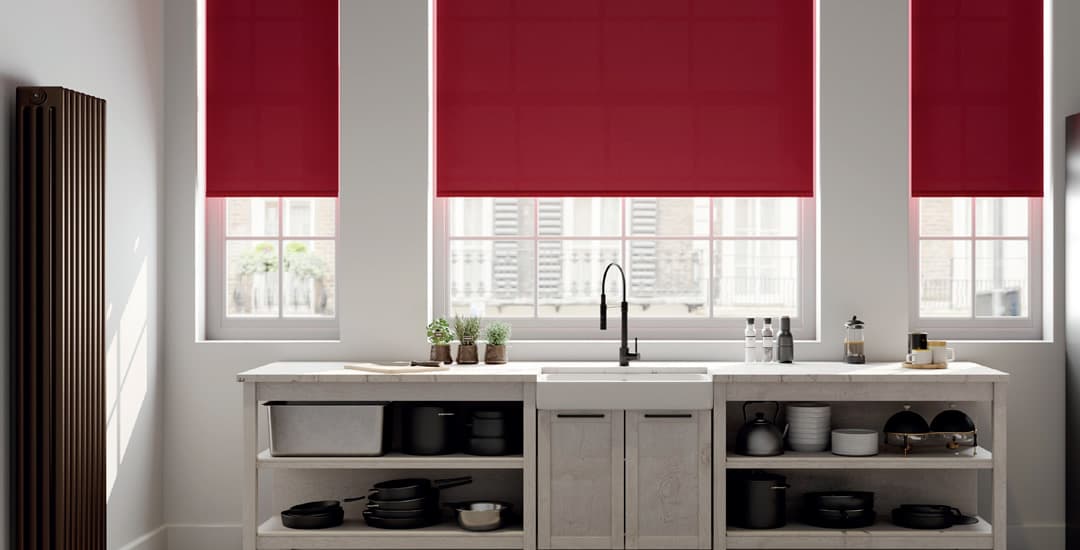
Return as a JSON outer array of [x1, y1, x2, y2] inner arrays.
[[447, 501, 512, 531]]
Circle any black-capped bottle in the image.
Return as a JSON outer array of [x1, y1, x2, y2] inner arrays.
[[777, 316, 794, 364]]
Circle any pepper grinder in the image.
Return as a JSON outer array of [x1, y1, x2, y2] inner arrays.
[[777, 316, 794, 363]]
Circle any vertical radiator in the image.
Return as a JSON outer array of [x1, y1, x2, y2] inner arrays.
[[13, 87, 105, 550]]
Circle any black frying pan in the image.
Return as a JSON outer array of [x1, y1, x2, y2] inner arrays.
[[362, 509, 439, 529], [287, 495, 367, 516], [372, 476, 471, 500], [281, 507, 344, 529], [367, 493, 438, 511]]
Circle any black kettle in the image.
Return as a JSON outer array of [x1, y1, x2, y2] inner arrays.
[[736, 401, 788, 456]]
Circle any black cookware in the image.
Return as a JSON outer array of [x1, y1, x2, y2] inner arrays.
[[892, 504, 978, 529], [735, 402, 788, 457], [365, 507, 431, 519], [367, 494, 439, 511], [883, 405, 931, 434], [930, 409, 976, 433], [287, 496, 366, 516], [362, 509, 440, 529], [403, 405, 459, 455], [803, 491, 876, 529], [281, 507, 344, 529], [372, 476, 471, 500], [467, 437, 508, 456], [729, 471, 789, 529], [469, 413, 506, 438]]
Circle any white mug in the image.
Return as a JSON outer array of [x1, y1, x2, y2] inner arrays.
[[929, 341, 955, 364], [906, 349, 932, 365]]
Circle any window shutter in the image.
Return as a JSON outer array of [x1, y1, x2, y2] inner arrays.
[[911, 0, 1043, 197], [435, 0, 814, 198], [206, 0, 339, 197]]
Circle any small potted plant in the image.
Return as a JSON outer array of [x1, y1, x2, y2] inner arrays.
[[483, 321, 511, 365], [427, 318, 453, 364], [453, 315, 482, 364]]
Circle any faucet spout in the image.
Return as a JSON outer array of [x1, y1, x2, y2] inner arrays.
[[601, 262, 640, 366]]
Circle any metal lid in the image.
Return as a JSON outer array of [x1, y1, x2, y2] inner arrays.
[[844, 315, 864, 329]]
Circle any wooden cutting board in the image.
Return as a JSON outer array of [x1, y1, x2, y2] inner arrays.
[[345, 362, 451, 374], [902, 361, 948, 370]]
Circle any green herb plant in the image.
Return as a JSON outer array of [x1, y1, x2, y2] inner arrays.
[[426, 317, 453, 345], [484, 321, 511, 346], [453, 315, 483, 346]]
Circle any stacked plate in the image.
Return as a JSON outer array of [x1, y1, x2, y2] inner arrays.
[[831, 428, 879, 456], [787, 402, 831, 452]]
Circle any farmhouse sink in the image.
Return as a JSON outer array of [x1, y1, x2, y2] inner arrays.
[[536, 366, 712, 410]]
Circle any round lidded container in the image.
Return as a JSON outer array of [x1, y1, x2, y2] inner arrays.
[[843, 316, 866, 364]]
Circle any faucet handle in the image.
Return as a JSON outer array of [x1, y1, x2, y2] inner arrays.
[[630, 338, 640, 360]]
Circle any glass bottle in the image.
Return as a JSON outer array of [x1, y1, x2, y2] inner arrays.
[[761, 318, 775, 362], [744, 318, 758, 363]]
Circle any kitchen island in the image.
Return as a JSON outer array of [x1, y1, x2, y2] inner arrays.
[[238, 361, 1007, 550]]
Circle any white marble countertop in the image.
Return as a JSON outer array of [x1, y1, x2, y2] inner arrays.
[[236, 361, 1008, 383]]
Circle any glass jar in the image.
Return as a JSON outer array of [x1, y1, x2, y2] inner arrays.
[[843, 315, 866, 364]]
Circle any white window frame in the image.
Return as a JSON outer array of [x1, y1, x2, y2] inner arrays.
[[908, 197, 1043, 341], [432, 198, 817, 341], [205, 198, 339, 341]]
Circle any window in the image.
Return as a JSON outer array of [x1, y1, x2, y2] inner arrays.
[[206, 197, 338, 340], [911, 197, 1042, 339], [433, 197, 816, 340]]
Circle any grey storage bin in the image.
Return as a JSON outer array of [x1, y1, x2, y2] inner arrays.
[[267, 401, 387, 457]]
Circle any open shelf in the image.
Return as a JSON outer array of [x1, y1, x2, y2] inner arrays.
[[257, 517, 525, 549], [726, 446, 992, 470], [257, 450, 525, 470], [726, 516, 993, 549]]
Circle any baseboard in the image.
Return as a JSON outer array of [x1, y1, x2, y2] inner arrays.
[[115, 525, 167, 550], [1008, 523, 1066, 550], [165, 523, 241, 550]]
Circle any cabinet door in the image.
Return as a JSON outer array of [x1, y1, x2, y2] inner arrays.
[[538, 411, 624, 550], [625, 411, 711, 549]]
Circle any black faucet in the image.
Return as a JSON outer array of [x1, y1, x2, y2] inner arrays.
[[600, 262, 640, 366]]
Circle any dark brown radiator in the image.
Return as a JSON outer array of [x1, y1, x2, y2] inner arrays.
[[13, 87, 105, 550]]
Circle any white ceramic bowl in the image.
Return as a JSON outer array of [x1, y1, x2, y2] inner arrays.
[[830, 429, 878, 456], [790, 441, 829, 452]]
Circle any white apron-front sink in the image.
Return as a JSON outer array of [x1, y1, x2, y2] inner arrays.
[[536, 367, 712, 410]]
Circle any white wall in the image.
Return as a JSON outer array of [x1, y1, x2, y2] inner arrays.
[[0, 1, 167, 549], [162, 1, 1073, 548]]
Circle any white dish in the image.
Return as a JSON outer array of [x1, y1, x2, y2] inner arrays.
[[790, 442, 829, 452]]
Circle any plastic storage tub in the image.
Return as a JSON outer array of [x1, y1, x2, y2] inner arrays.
[[267, 401, 386, 456]]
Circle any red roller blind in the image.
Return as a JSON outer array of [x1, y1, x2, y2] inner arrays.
[[435, 0, 814, 198], [911, 0, 1042, 197], [206, 0, 339, 198]]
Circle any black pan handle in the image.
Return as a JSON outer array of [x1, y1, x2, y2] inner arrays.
[[434, 476, 473, 490], [342, 495, 367, 503]]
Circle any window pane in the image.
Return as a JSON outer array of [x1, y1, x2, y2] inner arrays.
[[630, 198, 710, 237], [226, 240, 279, 317], [975, 240, 1028, 317], [975, 198, 1028, 237], [284, 198, 336, 237], [539, 198, 621, 237], [714, 198, 799, 237], [227, 198, 279, 237], [283, 240, 336, 317], [628, 240, 708, 317], [919, 198, 970, 237], [449, 198, 535, 237], [919, 240, 972, 317], [538, 240, 622, 317], [450, 240, 535, 317], [713, 240, 798, 317]]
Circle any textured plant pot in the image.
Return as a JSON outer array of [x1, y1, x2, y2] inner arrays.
[[456, 344, 479, 364], [430, 344, 453, 364], [484, 344, 507, 364]]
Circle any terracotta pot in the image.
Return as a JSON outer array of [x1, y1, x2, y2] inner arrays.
[[484, 344, 507, 365], [430, 344, 453, 364], [456, 344, 479, 365]]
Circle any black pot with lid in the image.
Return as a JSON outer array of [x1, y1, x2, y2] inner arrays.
[[729, 471, 789, 529]]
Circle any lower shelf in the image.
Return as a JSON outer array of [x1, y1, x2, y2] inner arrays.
[[257, 517, 525, 549], [726, 516, 993, 549]]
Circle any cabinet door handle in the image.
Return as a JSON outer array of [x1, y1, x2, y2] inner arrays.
[[556, 413, 606, 419], [644, 413, 693, 419]]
